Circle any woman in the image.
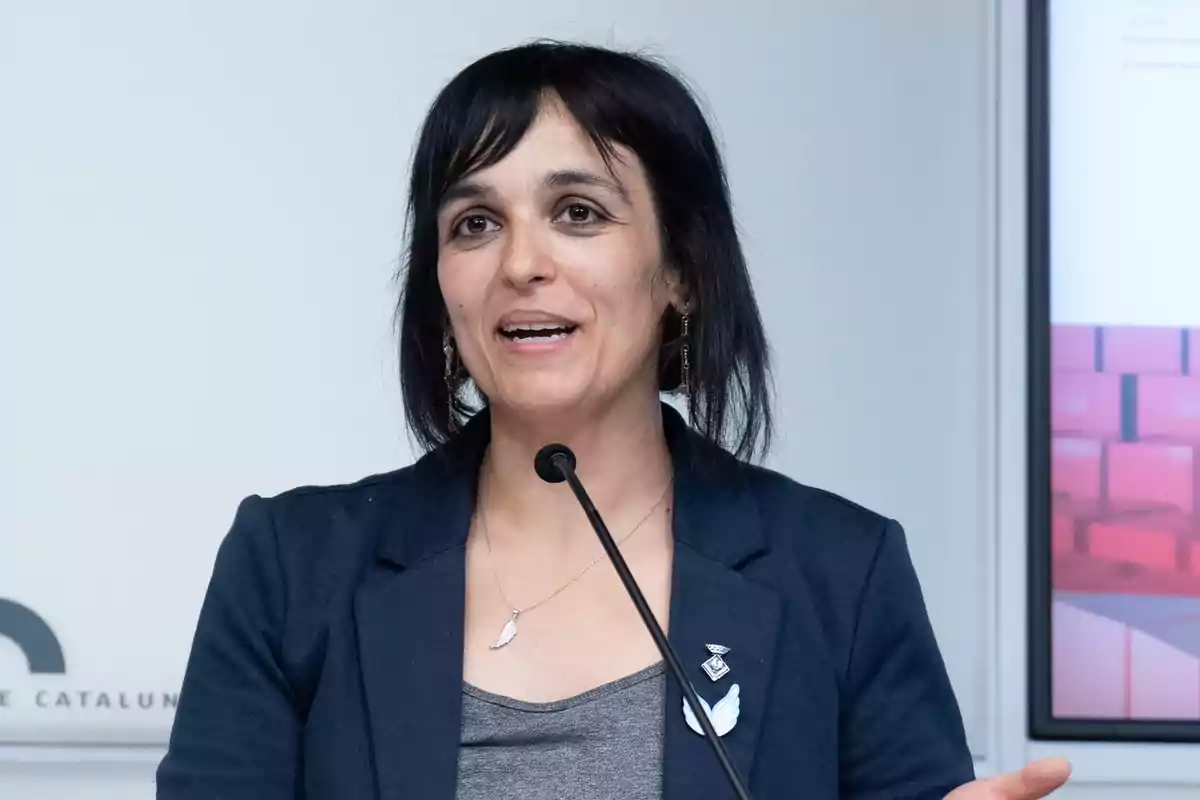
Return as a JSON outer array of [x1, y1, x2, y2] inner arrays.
[[157, 41, 1068, 799]]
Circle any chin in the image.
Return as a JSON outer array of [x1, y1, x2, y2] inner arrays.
[[488, 379, 597, 421], [494, 392, 589, 419]]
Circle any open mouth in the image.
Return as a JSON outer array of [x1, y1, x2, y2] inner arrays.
[[499, 323, 579, 342]]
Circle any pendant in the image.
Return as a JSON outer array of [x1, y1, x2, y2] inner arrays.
[[489, 610, 520, 650]]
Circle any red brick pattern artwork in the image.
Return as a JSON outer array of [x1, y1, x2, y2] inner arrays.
[[1050, 324, 1200, 721]]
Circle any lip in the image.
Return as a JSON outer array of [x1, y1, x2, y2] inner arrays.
[[498, 329, 577, 355], [495, 310, 581, 330]]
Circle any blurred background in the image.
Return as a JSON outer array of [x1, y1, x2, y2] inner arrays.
[[2, 0, 1197, 797]]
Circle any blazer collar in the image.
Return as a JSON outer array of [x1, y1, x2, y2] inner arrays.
[[374, 402, 768, 570]]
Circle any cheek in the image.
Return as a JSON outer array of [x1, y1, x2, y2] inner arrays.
[[588, 279, 667, 358], [560, 250, 664, 339], [437, 255, 483, 322], [558, 231, 661, 295]]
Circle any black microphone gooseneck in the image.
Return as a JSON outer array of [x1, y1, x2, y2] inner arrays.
[[533, 443, 753, 800]]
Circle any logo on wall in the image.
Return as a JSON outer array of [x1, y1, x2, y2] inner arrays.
[[0, 597, 178, 725], [0, 599, 66, 675]]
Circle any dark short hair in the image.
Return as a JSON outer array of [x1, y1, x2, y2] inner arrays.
[[397, 40, 773, 461]]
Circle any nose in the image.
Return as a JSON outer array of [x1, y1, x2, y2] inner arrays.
[[499, 219, 556, 288]]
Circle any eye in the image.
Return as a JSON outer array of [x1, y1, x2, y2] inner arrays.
[[452, 213, 501, 239], [555, 202, 607, 227]]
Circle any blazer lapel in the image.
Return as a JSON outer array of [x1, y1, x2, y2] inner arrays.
[[662, 408, 783, 800], [354, 415, 488, 800], [355, 546, 466, 800]]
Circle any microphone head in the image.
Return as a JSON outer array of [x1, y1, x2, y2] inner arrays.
[[534, 443, 576, 483]]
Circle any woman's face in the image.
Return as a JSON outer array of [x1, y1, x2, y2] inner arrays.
[[437, 99, 682, 420]]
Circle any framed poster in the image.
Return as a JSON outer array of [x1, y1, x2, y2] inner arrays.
[[1028, 0, 1200, 741]]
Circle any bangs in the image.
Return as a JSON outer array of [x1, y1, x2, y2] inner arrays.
[[434, 90, 541, 204], [412, 48, 649, 213]]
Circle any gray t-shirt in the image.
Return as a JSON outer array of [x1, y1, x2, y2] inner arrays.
[[456, 662, 667, 799]]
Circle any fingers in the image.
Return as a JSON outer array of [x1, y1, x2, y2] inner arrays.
[[987, 758, 1072, 798]]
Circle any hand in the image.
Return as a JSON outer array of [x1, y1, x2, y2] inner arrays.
[[945, 758, 1071, 799]]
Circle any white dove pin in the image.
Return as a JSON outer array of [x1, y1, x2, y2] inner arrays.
[[682, 683, 741, 737]]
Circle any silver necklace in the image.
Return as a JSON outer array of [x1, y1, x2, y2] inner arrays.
[[478, 479, 673, 650]]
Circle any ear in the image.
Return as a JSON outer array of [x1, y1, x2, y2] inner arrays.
[[671, 293, 693, 317], [660, 264, 690, 314]]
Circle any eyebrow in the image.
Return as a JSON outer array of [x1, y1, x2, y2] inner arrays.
[[439, 180, 496, 208], [439, 168, 630, 210], [543, 169, 630, 204]]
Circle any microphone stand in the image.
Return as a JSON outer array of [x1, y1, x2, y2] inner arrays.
[[535, 444, 754, 800]]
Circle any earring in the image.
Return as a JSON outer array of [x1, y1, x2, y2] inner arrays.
[[680, 312, 691, 402], [443, 331, 458, 433]]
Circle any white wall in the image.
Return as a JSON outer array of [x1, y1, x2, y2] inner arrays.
[[1, 0, 1195, 796]]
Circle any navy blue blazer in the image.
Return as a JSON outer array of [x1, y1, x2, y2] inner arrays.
[[157, 405, 974, 799]]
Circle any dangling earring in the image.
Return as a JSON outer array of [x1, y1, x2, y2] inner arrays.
[[679, 311, 691, 403], [443, 330, 458, 433]]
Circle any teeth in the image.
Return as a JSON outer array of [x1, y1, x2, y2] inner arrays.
[[502, 322, 571, 333], [500, 322, 575, 341]]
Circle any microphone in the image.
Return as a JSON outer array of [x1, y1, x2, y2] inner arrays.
[[534, 443, 754, 800]]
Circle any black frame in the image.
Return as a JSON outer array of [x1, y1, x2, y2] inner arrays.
[[1026, 0, 1200, 743]]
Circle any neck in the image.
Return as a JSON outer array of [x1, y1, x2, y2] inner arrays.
[[477, 391, 674, 550]]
